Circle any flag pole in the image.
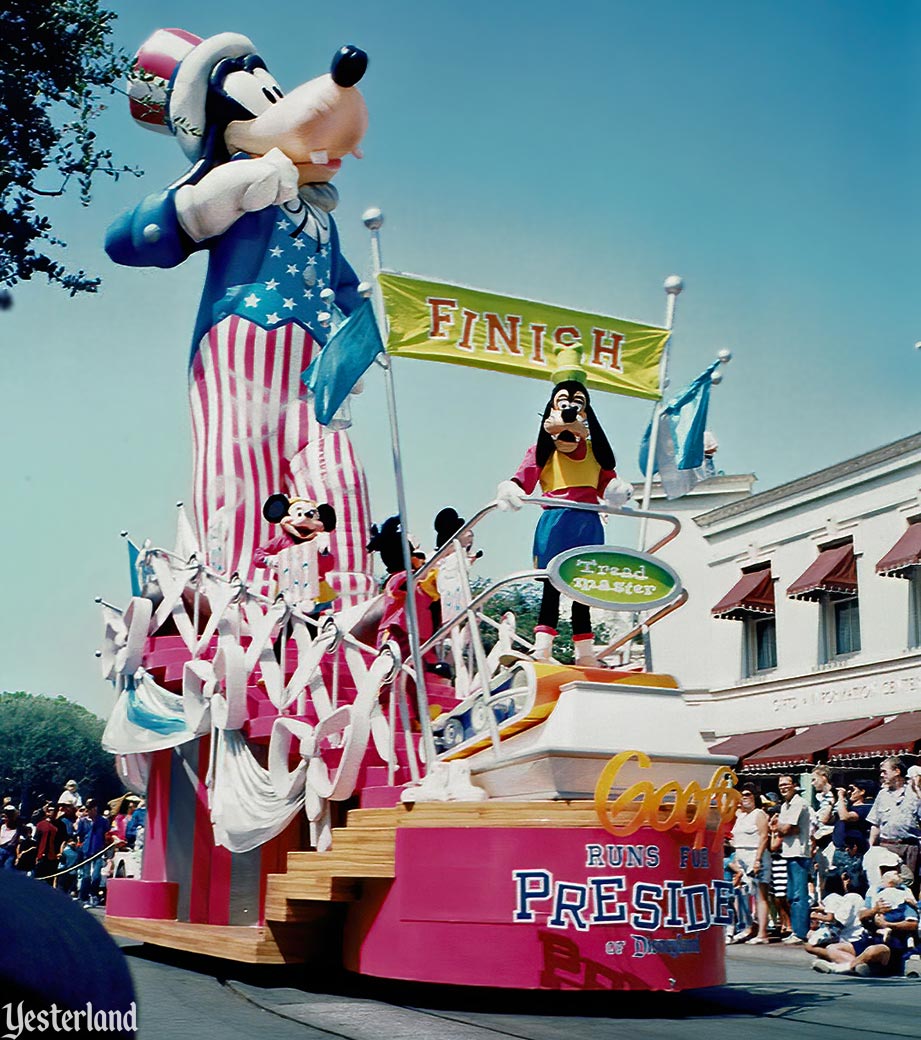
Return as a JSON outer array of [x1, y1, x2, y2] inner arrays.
[[362, 208, 437, 769], [638, 274, 683, 550]]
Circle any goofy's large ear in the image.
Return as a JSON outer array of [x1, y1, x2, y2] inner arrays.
[[585, 406, 616, 470], [317, 504, 337, 532], [263, 494, 291, 524]]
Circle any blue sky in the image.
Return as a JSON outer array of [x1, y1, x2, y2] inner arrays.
[[2, 1, 919, 716]]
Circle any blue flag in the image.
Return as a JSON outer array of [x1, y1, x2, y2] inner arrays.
[[127, 539, 141, 597], [639, 359, 721, 499], [301, 300, 384, 425]]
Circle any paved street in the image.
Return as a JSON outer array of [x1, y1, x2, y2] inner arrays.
[[114, 935, 921, 1040]]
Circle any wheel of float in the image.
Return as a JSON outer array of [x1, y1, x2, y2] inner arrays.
[[508, 661, 538, 714], [441, 717, 465, 748], [469, 699, 489, 734]]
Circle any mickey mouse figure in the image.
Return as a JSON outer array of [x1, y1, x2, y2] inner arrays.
[[366, 516, 446, 677], [254, 494, 336, 608], [496, 349, 632, 665]]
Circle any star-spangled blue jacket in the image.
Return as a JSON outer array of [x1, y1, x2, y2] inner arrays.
[[105, 186, 362, 363]]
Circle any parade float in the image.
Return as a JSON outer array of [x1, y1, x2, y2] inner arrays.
[[97, 28, 739, 991]]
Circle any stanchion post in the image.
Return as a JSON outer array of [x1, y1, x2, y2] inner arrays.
[[362, 208, 437, 769]]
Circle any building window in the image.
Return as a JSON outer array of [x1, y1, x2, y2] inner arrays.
[[910, 571, 921, 649], [745, 616, 777, 674], [876, 519, 921, 650], [712, 563, 776, 680], [787, 539, 859, 665], [829, 596, 861, 658]]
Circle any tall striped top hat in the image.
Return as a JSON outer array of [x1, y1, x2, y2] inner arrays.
[[128, 27, 257, 162]]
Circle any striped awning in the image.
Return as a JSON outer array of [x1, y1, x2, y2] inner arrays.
[[743, 717, 883, 771], [829, 711, 921, 761], [787, 544, 857, 602], [712, 568, 775, 620], [876, 523, 921, 579], [708, 728, 795, 763]]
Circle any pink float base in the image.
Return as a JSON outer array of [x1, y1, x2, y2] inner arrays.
[[106, 879, 179, 921], [344, 826, 728, 991]]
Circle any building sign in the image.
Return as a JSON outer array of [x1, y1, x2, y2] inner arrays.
[[692, 660, 921, 736], [546, 547, 682, 611], [770, 668, 921, 715]]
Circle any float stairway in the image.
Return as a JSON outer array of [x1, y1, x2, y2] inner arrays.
[[263, 822, 397, 923]]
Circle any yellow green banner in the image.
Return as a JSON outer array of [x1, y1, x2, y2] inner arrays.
[[378, 271, 667, 400]]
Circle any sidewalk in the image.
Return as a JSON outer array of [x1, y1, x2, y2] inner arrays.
[[725, 938, 813, 965]]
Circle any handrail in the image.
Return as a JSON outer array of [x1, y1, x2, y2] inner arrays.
[[413, 498, 682, 589]]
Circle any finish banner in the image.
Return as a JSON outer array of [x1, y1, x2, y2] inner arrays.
[[378, 271, 668, 400]]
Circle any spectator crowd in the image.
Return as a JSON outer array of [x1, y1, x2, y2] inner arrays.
[[0, 779, 146, 908], [724, 756, 921, 977]]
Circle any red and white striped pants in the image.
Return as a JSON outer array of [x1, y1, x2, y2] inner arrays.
[[189, 316, 374, 604]]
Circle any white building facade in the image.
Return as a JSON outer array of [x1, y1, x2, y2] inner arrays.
[[640, 433, 921, 744]]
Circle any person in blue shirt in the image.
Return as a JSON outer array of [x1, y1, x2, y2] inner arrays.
[[76, 800, 110, 907]]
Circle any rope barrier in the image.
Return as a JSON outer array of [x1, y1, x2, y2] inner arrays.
[[25, 840, 133, 882]]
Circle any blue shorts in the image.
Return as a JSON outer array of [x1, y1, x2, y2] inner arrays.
[[850, 934, 876, 957], [533, 508, 603, 569]]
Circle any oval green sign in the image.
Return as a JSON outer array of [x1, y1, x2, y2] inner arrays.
[[546, 546, 682, 611]]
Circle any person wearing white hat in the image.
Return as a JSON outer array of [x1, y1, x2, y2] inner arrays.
[[58, 780, 82, 808], [106, 29, 375, 602]]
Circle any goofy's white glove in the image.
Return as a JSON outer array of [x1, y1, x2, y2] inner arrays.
[[495, 480, 527, 512], [603, 477, 634, 510], [175, 148, 299, 243]]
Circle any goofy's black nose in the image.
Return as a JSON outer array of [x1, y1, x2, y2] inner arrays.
[[331, 45, 368, 87], [561, 405, 580, 423]]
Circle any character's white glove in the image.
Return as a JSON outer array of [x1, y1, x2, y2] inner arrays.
[[175, 148, 299, 242], [603, 477, 634, 509], [495, 480, 527, 512]]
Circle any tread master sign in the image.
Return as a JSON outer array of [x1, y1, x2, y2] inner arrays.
[[546, 546, 682, 611]]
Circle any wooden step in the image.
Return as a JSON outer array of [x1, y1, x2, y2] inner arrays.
[[344, 801, 603, 830], [283, 852, 395, 879], [263, 878, 355, 923], [265, 872, 361, 903], [298, 825, 396, 853]]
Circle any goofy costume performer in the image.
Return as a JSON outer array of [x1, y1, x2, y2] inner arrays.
[[496, 373, 632, 665], [105, 29, 374, 604]]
